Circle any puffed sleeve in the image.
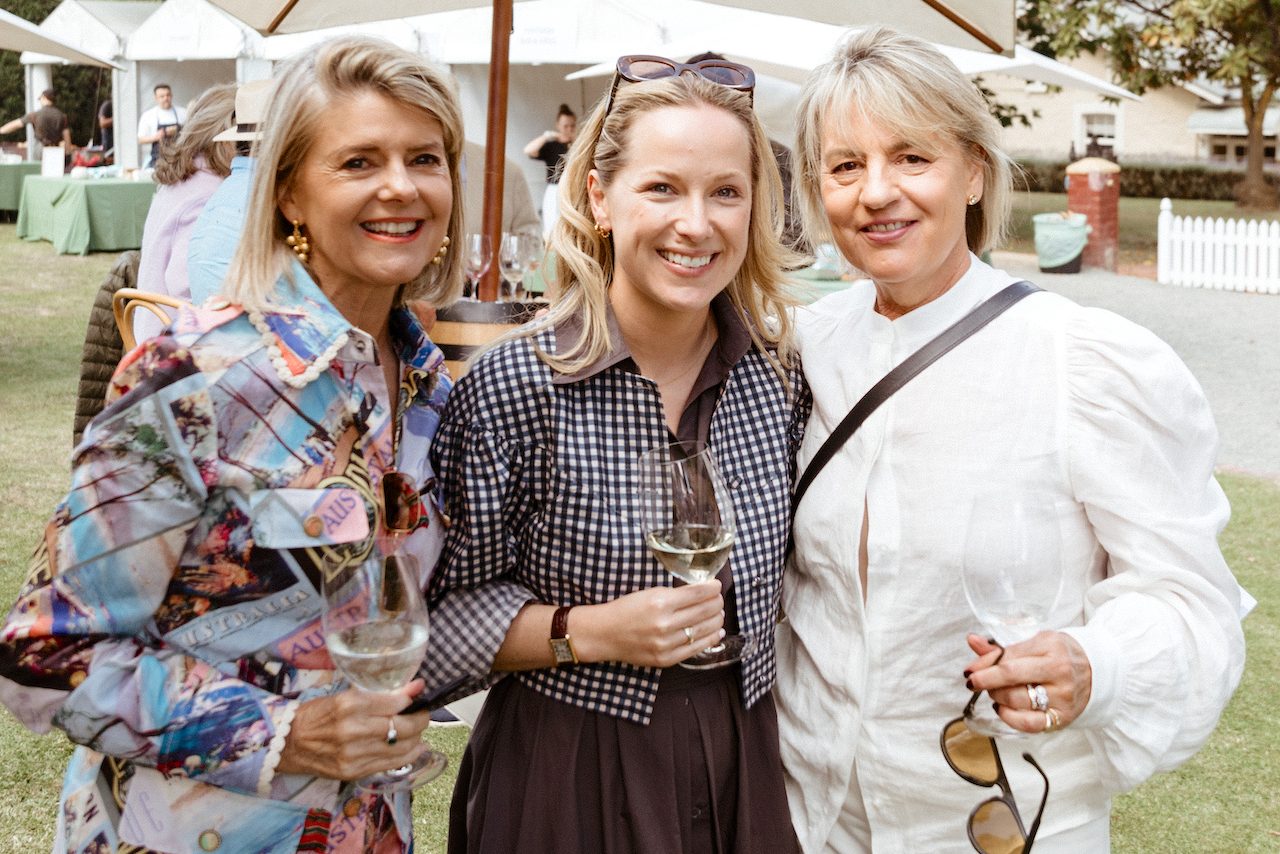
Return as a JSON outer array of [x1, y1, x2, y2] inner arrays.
[[420, 360, 538, 701], [1061, 307, 1251, 792], [0, 337, 298, 798]]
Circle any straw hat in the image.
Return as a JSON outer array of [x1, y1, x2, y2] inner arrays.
[[213, 79, 274, 142]]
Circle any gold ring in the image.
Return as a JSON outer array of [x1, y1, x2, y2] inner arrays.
[[683, 626, 695, 645], [386, 718, 398, 746], [1044, 707, 1063, 733]]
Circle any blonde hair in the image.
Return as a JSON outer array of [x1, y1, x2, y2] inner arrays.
[[531, 73, 797, 375], [794, 27, 1014, 255], [223, 36, 464, 311], [152, 83, 236, 185]]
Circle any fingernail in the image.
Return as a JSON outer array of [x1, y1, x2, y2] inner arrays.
[[965, 679, 974, 691], [719, 629, 726, 639]]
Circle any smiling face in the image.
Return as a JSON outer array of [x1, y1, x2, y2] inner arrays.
[[279, 89, 452, 307], [588, 103, 751, 321], [819, 114, 982, 306]]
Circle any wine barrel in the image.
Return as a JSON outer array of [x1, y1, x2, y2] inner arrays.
[[433, 300, 543, 379]]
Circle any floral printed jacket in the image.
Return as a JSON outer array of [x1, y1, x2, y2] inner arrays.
[[0, 265, 451, 854]]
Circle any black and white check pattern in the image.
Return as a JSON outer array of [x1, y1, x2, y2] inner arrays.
[[424, 328, 810, 724]]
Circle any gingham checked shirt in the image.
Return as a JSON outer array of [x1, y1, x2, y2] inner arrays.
[[424, 297, 810, 724]]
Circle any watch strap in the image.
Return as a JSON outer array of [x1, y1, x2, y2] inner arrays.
[[551, 605, 572, 640]]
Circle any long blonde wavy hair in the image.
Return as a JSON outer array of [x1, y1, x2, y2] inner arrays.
[[525, 72, 798, 376]]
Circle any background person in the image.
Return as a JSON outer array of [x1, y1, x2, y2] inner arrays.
[[97, 98, 113, 156], [0, 88, 72, 155], [0, 35, 464, 853], [425, 60, 807, 852], [777, 27, 1251, 852], [138, 82, 187, 167], [133, 82, 237, 341], [523, 102, 576, 237]]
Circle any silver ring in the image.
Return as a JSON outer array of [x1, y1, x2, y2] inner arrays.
[[386, 718, 398, 746], [1027, 683, 1049, 712], [683, 626, 695, 645]]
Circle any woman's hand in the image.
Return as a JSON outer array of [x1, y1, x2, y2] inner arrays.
[[575, 581, 726, 668], [276, 679, 432, 781], [963, 633, 1093, 733]]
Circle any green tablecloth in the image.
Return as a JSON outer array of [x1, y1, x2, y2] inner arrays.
[[16, 176, 156, 255], [0, 163, 41, 211]]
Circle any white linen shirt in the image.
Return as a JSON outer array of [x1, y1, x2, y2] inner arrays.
[[777, 255, 1250, 852]]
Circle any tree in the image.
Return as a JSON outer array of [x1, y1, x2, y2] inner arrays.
[[1020, 0, 1280, 209], [0, 0, 108, 148]]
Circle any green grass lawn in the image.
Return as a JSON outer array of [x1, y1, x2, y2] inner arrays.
[[1006, 192, 1280, 268], [0, 224, 1276, 851]]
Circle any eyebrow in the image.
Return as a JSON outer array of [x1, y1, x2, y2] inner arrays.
[[330, 139, 445, 158]]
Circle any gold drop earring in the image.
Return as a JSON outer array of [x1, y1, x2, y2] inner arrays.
[[432, 234, 451, 265], [286, 220, 310, 263]]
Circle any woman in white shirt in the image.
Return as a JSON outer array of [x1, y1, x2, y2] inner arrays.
[[776, 27, 1251, 853]]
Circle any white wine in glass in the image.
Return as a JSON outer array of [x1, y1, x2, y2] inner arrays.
[[639, 443, 752, 669], [322, 551, 447, 792]]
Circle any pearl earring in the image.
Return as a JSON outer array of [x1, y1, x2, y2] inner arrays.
[[966, 194, 980, 206]]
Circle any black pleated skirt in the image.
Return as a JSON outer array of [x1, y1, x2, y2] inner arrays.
[[447, 665, 800, 854]]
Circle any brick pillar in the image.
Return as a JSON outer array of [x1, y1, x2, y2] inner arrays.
[[1065, 157, 1120, 271]]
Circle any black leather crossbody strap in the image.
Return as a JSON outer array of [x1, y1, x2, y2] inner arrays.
[[790, 280, 1041, 527]]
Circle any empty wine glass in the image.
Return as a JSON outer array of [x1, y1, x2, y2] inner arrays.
[[462, 233, 491, 299], [638, 443, 753, 669], [960, 492, 1065, 737], [498, 232, 525, 301], [322, 550, 447, 791]]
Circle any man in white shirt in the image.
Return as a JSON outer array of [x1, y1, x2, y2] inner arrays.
[[137, 83, 186, 167]]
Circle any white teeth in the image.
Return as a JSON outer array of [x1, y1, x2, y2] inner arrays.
[[864, 221, 909, 232], [659, 250, 713, 268], [363, 221, 419, 235]]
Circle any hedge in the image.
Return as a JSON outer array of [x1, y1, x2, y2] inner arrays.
[[1015, 158, 1280, 201]]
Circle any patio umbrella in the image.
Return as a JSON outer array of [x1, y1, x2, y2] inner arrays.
[[209, 0, 1015, 299], [0, 8, 118, 68]]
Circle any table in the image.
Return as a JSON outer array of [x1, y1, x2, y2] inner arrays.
[[0, 162, 41, 211], [16, 176, 156, 255]]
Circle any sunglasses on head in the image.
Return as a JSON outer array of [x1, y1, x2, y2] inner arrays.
[[939, 644, 1049, 854], [604, 54, 756, 116]]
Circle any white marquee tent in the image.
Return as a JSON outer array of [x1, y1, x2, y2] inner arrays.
[[17, 1, 155, 155]]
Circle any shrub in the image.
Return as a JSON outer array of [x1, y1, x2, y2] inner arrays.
[[1014, 158, 1280, 200]]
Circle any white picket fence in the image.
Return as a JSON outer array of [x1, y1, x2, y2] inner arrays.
[[1157, 197, 1280, 294]]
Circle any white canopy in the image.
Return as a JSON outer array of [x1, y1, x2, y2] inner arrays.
[[1, 6, 118, 67], [125, 0, 262, 60], [1187, 106, 1279, 138]]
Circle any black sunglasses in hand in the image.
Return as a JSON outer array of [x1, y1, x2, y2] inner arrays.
[[939, 644, 1049, 854]]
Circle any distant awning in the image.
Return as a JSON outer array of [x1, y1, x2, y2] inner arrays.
[[1187, 107, 1278, 137]]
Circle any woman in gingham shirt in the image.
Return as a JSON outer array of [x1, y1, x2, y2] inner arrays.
[[424, 66, 810, 852]]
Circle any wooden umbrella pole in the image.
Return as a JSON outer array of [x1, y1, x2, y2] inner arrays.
[[478, 0, 514, 302]]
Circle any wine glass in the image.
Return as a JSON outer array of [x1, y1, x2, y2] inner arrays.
[[960, 492, 1065, 736], [322, 550, 447, 792], [462, 233, 491, 299], [498, 233, 525, 301], [638, 443, 753, 669], [515, 228, 544, 299]]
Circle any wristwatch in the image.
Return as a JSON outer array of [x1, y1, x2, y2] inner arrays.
[[548, 605, 579, 666]]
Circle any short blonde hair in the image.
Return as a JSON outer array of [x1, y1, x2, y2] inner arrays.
[[152, 83, 236, 185], [795, 27, 1013, 255], [535, 72, 797, 375], [223, 36, 464, 311]]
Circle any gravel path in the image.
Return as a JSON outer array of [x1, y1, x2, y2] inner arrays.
[[992, 251, 1280, 480]]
